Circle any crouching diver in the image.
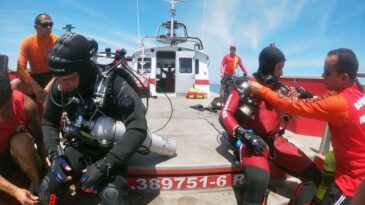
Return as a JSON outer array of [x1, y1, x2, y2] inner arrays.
[[220, 45, 321, 205], [38, 33, 147, 205]]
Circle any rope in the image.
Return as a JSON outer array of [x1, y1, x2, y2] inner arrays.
[[136, 0, 141, 42], [201, 0, 206, 42]]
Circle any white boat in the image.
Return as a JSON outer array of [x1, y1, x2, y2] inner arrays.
[[131, 0, 210, 97], [0, 1, 338, 204]]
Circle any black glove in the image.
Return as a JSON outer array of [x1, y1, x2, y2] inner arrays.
[[80, 158, 111, 191], [295, 86, 313, 99], [51, 156, 71, 183], [235, 126, 267, 155]]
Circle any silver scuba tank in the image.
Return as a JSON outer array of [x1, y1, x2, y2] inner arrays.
[[88, 116, 177, 156], [142, 132, 177, 157]]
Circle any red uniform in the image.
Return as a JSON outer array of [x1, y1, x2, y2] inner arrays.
[[165, 71, 174, 90], [258, 83, 365, 197], [221, 87, 320, 204], [0, 90, 27, 154], [221, 54, 247, 76]]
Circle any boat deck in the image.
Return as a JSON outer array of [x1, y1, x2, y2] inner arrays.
[[60, 93, 324, 205]]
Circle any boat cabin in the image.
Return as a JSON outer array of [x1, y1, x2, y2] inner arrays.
[[132, 46, 210, 97], [131, 0, 210, 97]]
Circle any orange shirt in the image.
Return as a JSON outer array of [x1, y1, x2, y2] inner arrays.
[[258, 86, 348, 126], [17, 34, 58, 83], [259, 84, 365, 196], [221, 54, 247, 76]]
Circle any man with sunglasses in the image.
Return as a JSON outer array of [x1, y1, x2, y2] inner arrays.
[[249, 48, 365, 204], [11, 13, 58, 103]]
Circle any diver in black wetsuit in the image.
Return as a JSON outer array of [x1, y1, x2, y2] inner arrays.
[[38, 33, 147, 205]]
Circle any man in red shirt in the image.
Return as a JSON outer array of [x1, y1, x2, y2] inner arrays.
[[0, 74, 46, 204], [11, 13, 58, 103], [162, 66, 175, 92], [221, 45, 247, 77], [220, 45, 248, 103], [250, 48, 365, 204]]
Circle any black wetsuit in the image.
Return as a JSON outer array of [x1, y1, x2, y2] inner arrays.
[[40, 65, 147, 204]]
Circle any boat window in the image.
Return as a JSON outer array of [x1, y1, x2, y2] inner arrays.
[[179, 58, 192, 73], [195, 59, 199, 74], [137, 58, 151, 73]]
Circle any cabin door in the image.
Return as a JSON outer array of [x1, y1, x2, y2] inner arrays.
[[176, 51, 195, 94]]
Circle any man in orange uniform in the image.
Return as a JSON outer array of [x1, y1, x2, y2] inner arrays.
[[220, 45, 248, 102], [250, 48, 365, 204], [0, 74, 47, 205], [11, 13, 58, 103]]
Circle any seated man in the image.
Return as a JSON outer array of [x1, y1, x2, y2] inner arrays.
[[11, 13, 58, 103], [39, 33, 147, 205], [0, 74, 46, 205], [220, 45, 321, 205]]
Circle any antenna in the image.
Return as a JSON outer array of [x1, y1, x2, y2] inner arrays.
[[62, 24, 75, 33], [136, 0, 141, 42], [201, 0, 206, 42], [167, 0, 185, 37]]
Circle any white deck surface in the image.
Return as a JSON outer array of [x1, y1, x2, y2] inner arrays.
[[129, 94, 323, 170]]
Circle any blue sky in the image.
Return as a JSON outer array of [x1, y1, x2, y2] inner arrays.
[[0, 0, 364, 83]]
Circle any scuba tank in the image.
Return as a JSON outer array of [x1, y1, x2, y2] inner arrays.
[[142, 132, 177, 157], [314, 151, 336, 204], [88, 116, 177, 156]]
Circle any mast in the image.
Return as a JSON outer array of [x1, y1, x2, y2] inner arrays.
[[169, 0, 178, 38], [139, 0, 203, 49]]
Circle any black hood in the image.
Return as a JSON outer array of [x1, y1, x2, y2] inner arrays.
[[257, 46, 285, 76]]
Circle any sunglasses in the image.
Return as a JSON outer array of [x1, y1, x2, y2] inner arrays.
[[38, 22, 53, 28], [323, 69, 339, 77]]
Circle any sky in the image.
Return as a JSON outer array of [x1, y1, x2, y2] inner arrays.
[[0, 0, 365, 83]]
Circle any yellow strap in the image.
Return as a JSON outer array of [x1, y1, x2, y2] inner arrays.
[[233, 56, 239, 71]]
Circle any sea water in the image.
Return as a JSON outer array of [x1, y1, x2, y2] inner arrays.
[[210, 83, 220, 94]]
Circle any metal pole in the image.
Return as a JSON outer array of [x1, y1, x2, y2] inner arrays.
[[319, 123, 331, 155]]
